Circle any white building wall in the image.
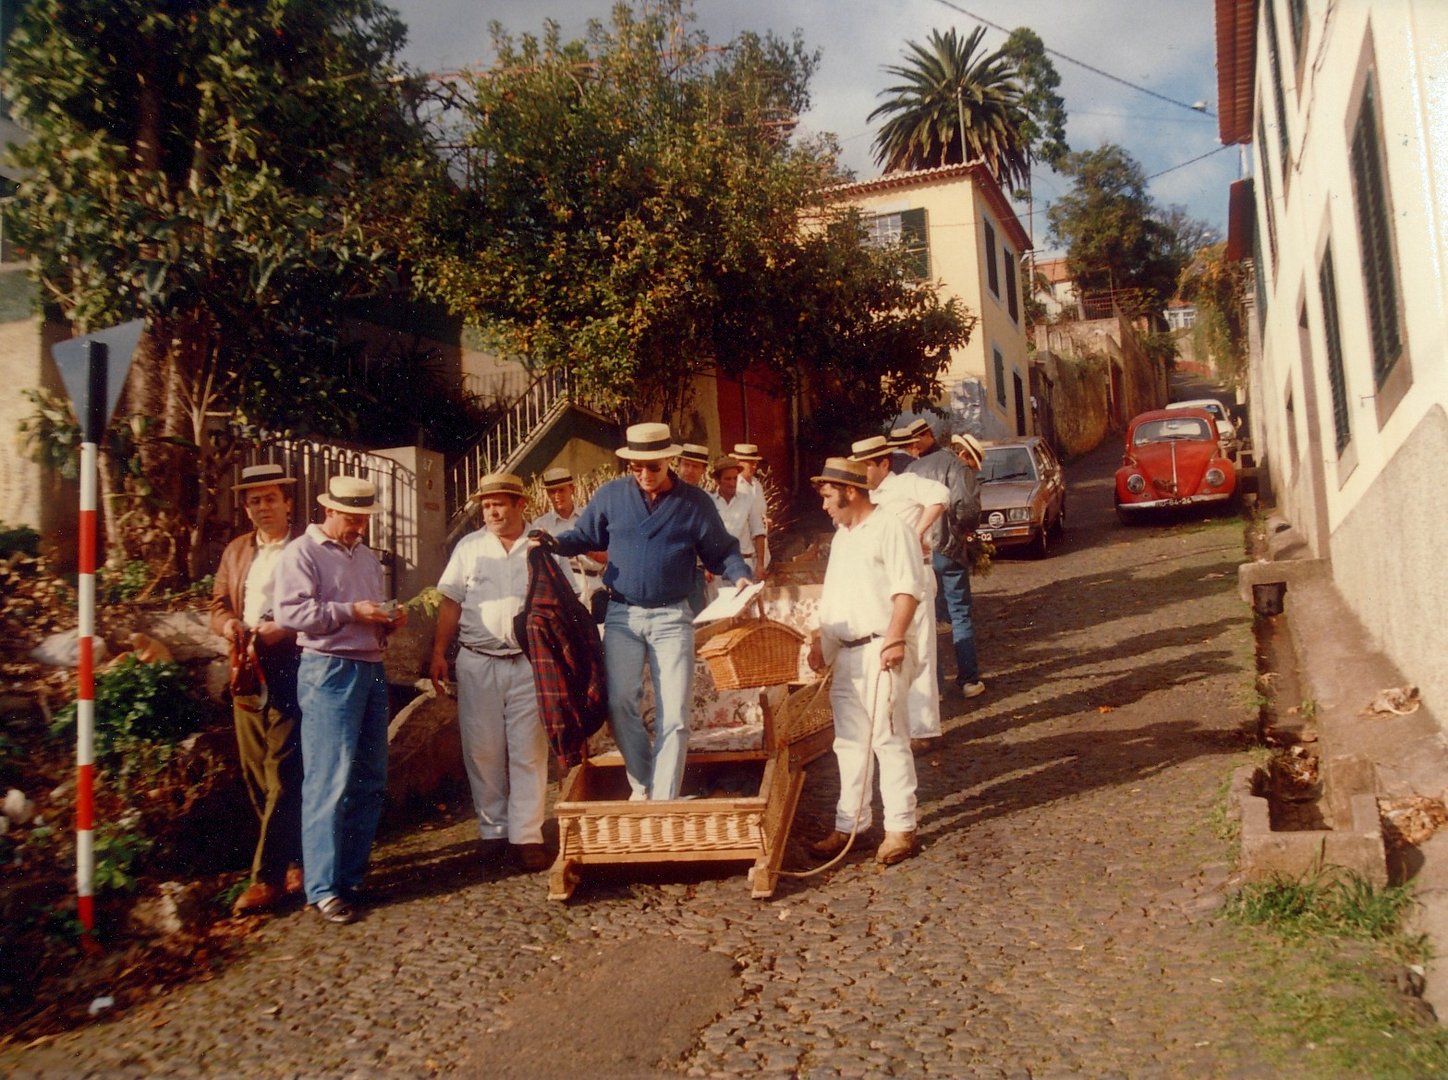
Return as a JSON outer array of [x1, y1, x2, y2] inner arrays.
[[1249, 0, 1448, 714]]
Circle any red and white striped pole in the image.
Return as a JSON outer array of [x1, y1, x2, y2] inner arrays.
[[75, 340, 107, 932]]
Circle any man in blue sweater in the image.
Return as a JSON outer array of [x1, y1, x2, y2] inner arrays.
[[535, 422, 754, 800]]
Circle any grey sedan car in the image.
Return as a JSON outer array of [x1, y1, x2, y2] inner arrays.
[[976, 436, 1066, 557]]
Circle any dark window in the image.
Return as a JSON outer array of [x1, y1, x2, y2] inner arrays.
[[983, 219, 999, 296], [867, 207, 930, 279], [1265, 0, 1291, 189], [1288, 0, 1308, 64], [993, 348, 1006, 406], [1318, 247, 1351, 455], [1350, 72, 1403, 388], [1257, 110, 1279, 271], [1004, 246, 1019, 322]]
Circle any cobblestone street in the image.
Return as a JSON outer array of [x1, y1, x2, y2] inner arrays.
[[6, 441, 1311, 1078]]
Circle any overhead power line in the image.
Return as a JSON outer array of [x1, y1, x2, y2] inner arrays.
[[927, 0, 1217, 118], [1145, 144, 1231, 180]]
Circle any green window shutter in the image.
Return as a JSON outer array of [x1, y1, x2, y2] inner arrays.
[[900, 207, 929, 279], [983, 220, 999, 296], [1350, 73, 1403, 388], [1318, 246, 1351, 455], [1004, 246, 1019, 322], [993, 348, 1006, 406]]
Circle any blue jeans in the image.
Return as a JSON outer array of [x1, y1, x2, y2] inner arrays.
[[604, 600, 695, 799], [297, 653, 389, 904], [932, 551, 980, 686]]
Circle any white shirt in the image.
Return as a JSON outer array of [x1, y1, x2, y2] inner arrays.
[[437, 525, 577, 652], [241, 534, 289, 628], [818, 506, 927, 664], [533, 507, 604, 574], [736, 475, 766, 530], [870, 470, 948, 535], [712, 490, 765, 565]]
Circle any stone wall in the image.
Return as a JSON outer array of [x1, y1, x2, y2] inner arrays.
[[1035, 350, 1112, 460]]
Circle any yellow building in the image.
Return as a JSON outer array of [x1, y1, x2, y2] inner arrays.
[[829, 162, 1033, 437]]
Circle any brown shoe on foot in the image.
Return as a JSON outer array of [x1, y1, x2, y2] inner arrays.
[[876, 830, 918, 866], [284, 865, 304, 895], [808, 830, 854, 858], [232, 881, 280, 915], [910, 738, 937, 754], [513, 843, 551, 873]]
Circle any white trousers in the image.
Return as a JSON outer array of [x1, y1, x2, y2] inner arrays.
[[829, 640, 918, 833], [455, 649, 547, 844], [907, 569, 941, 739]]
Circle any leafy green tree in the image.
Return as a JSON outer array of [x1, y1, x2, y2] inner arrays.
[[1046, 144, 1188, 318], [999, 28, 1069, 173], [415, 0, 973, 427], [1179, 242, 1250, 386], [2, 0, 438, 576], [868, 27, 1027, 190]]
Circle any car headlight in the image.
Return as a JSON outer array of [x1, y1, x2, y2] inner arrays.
[[987, 511, 1005, 528], [1126, 474, 1146, 494], [1006, 507, 1031, 523], [1205, 467, 1225, 487]]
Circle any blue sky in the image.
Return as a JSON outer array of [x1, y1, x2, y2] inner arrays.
[[388, 0, 1235, 251]]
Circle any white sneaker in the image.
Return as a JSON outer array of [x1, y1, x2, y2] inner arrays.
[[958, 680, 986, 699]]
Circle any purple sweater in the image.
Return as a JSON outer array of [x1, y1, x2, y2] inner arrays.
[[274, 524, 388, 661]]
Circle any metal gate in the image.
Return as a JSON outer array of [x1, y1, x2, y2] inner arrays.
[[232, 440, 407, 599]]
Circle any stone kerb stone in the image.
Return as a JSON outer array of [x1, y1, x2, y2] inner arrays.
[[1231, 764, 1387, 887]]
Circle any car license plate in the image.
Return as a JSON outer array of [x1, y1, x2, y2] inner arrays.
[[978, 530, 993, 541]]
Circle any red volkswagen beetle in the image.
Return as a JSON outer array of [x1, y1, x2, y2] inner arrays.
[[1115, 408, 1237, 523]]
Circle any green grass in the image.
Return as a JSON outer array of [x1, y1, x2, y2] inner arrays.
[[1225, 866, 1418, 947], [1224, 867, 1448, 1077]]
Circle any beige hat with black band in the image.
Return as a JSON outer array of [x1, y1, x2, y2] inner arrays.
[[887, 427, 915, 448], [233, 463, 297, 494], [317, 475, 381, 514], [951, 432, 986, 465], [810, 457, 870, 490], [617, 422, 682, 461], [679, 443, 710, 465], [849, 435, 893, 462], [471, 472, 526, 500], [904, 417, 932, 439], [541, 466, 573, 489], [731, 443, 764, 462]]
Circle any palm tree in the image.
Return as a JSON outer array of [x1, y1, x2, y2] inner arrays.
[[868, 27, 1028, 190]]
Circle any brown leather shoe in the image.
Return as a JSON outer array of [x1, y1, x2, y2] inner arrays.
[[876, 830, 918, 866], [232, 880, 280, 915], [808, 830, 854, 858], [284, 865, 304, 895], [513, 843, 550, 873]]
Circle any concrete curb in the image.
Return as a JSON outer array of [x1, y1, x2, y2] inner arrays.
[[1240, 543, 1448, 1018]]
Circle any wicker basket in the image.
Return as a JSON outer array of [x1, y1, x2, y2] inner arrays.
[[771, 670, 834, 746], [698, 618, 805, 689]]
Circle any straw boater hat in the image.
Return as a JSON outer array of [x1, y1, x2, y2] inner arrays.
[[903, 417, 932, 440], [679, 443, 710, 465], [616, 422, 682, 461], [951, 432, 986, 466], [541, 466, 574, 489], [471, 472, 526, 500], [233, 463, 297, 493], [317, 475, 381, 514], [887, 427, 916, 449], [810, 457, 870, 490], [709, 455, 742, 477], [731, 443, 764, 462], [848, 435, 893, 462]]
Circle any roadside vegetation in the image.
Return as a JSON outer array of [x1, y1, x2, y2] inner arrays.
[[1224, 866, 1448, 1078]]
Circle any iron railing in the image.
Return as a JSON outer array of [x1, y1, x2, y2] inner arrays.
[[446, 367, 593, 521]]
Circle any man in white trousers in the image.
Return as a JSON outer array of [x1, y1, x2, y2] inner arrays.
[[806, 457, 925, 867], [429, 473, 577, 873], [849, 435, 949, 753]]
